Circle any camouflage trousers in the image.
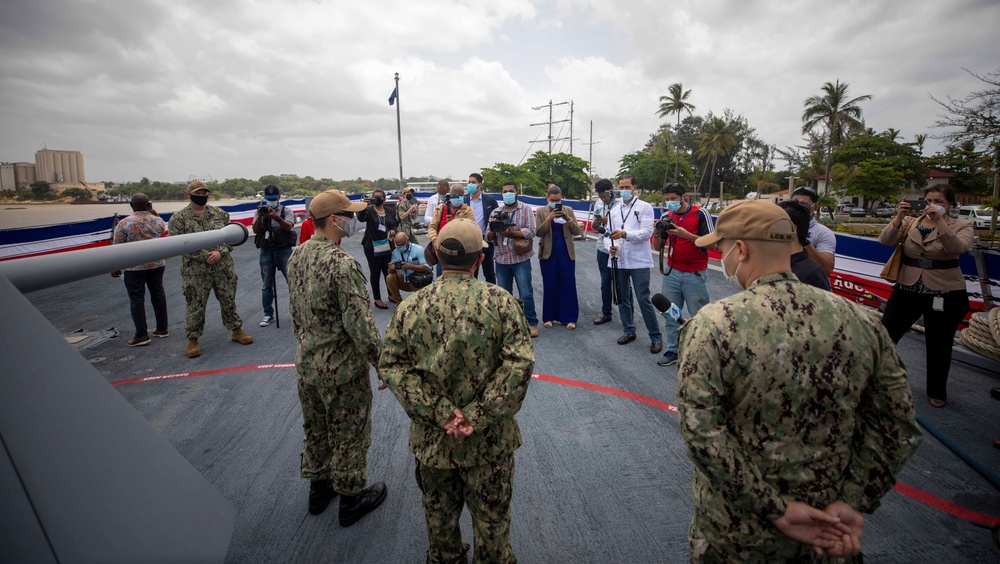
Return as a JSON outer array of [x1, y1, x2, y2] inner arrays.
[[415, 456, 516, 564], [182, 263, 242, 338], [297, 372, 372, 496]]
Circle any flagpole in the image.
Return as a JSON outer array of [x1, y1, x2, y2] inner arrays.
[[394, 72, 403, 191]]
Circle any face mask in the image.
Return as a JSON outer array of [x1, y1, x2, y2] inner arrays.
[[664, 201, 681, 212], [266, 199, 279, 209], [621, 190, 633, 202], [450, 196, 464, 207], [721, 244, 744, 290], [503, 192, 517, 205], [467, 183, 478, 194], [548, 202, 557, 209], [406, 193, 414, 200], [336, 214, 360, 238], [930, 204, 946, 215], [372, 197, 384, 206], [190, 194, 209, 206]]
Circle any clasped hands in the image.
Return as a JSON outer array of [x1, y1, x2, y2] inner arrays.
[[773, 500, 864, 558], [444, 408, 474, 440]]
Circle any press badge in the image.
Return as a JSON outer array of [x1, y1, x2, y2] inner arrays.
[[932, 296, 944, 312], [378, 223, 387, 232]]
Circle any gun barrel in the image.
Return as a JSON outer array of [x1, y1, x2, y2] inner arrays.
[[0, 222, 249, 294]]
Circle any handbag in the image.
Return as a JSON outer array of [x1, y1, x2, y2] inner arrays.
[[879, 217, 914, 283], [372, 238, 392, 257], [512, 237, 533, 256], [407, 271, 434, 289]]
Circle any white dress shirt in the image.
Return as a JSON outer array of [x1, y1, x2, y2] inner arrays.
[[423, 193, 441, 225], [603, 197, 654, 270]]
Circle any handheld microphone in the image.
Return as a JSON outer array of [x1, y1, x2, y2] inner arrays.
[[651, 293, 685, 324]]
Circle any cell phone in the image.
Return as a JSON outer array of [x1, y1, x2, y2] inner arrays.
[[554, 203, 563, 211]]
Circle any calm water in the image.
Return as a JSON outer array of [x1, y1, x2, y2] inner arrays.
[[0, 200, 248, 230]]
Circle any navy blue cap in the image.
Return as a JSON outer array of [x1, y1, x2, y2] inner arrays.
[[263, 185, 280, 200]]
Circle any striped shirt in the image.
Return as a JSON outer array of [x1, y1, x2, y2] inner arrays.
[[489, 201, 536, 265]]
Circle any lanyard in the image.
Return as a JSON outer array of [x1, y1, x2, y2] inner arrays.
[[619, 198, 637, 228]]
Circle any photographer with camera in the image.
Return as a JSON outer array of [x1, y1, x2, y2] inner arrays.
[[591, 179, 621, 325], [654, 182, 714, 366], [253, 185, 297, 327], [386, 232, 432, 305], [604, 175, 661, 353], [487, 181, 539, 338]]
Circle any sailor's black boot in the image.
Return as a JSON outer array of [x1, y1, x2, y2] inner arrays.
[[308, 479, 336, 515], [338, 482, 387, 527]]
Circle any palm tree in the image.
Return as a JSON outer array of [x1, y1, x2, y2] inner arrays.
[[884, 128, 902, 141], [695, 117, 737, 206], [802, 80, 872, 196], [912, 133, 927, 155], [657, 83, 696, 182]]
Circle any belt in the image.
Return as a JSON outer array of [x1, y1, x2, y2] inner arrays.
[[901, 256, 959, 270]]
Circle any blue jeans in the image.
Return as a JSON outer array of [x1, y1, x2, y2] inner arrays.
[[661, 268, 710, 354], [597, 249, 613, 317], [260, 247, 292, 316], [496, 261, 538, 327], [617, 268, 661, 341]]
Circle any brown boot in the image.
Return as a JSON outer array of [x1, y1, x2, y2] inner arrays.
[[231, 327, 254, 345], [186, 338, 201, 358]]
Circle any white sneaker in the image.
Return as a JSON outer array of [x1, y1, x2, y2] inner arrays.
[[259, 315, 273, 327]]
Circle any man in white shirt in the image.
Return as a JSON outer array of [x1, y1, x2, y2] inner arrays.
[[424, 179, 451, 227], [791, 187, 836, 275], [604, 175, 663, 354]]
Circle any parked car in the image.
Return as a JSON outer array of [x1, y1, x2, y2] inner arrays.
[[849, 207, 867, 218], [872, 207, 896, 218], [958, 206, 994, 229]]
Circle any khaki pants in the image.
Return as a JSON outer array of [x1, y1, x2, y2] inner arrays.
[[385, 272, 417, 303]]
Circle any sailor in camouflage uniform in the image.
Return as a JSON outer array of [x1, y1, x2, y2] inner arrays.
[[167, 181, 253, 358], [380, 219, 534, 563], [286, 189, 388, 526], [677, 200, 922, 563]]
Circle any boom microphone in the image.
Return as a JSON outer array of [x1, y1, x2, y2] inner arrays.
[[651, 293, 685, 324]]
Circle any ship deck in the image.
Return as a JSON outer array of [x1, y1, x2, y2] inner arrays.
[[25, 235, 1000, 563]]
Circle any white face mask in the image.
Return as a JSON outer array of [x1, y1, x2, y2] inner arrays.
[[336, 215, 360, 238], [721, 243, 744, 290]]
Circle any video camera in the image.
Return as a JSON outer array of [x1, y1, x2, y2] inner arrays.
[[489, 209, 511, 234]]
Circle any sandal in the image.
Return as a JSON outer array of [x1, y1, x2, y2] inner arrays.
[[374, 300, 388, 310], [543, 322, 553, 328], [566, 323, 576, 330]]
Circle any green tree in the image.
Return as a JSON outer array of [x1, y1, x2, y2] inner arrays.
[[927, 141, 990, 194], [522, 151, 591, 199], [61, 187, 93, 201], [802, 80, 872, 195], [838, 160, 906, 208], [831, 134, 927, 189], [912, 133, 927, 155], [695, 116, 737, 205], [481, 163, 545, 195], [657, 82, 696, 182]]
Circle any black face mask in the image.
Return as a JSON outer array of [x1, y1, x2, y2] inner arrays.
[[373, 197, 384, 206], [406, 193, 414, 200], [190, 194, 209, 206]]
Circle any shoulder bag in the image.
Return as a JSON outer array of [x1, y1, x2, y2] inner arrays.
[[511, 207, 533, 256], [879, 217, 915, 283]]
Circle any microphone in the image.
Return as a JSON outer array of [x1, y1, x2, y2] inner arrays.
[[652, 293, 685, 324]]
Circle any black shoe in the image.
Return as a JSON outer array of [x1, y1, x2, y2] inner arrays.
[[308, 479, 337, 515], [617, 334, 636, 345], [339, 482, 387, 527], [593, 314, 612, 325], [650, 340, 663, 354], [992, 388, 1000, 401]]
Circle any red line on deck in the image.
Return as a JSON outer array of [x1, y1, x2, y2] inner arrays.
[[112, 365, 999, 528]]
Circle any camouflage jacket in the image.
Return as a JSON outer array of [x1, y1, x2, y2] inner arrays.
[[287, 236, 382, 385], [379, 273, 534, 468], [167, 205, 234, 274], [677, 272, 921, 558]]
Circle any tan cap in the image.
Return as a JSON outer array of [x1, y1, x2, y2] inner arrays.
[[309, 189, 367, 219], [437, 219, 489, 256], [695, 200, 794, 247], [187, 180, 211, 194]]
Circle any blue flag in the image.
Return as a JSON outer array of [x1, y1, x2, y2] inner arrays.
[[388, 86, 397, 106]]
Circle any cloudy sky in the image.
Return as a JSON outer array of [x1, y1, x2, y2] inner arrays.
[[1, 0, 997, 184]]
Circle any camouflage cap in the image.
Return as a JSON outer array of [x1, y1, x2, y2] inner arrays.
[[187, 180, 211, 195], [695, 199, 794, 248], [437, 218, 489, 256], [309, 189, 366, 219]]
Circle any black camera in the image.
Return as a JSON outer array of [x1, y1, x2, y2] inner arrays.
[[258, 205, 271, 216], [393, 260, 404, 270], [489, 209, 511, 234], [655, 216, 676, 235]]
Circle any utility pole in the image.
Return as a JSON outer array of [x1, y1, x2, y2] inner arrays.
[[583, 120, 601, 182], [530, 100, 571, 154]]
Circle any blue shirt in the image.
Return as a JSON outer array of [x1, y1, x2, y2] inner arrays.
[[390, 243, 428, 277]]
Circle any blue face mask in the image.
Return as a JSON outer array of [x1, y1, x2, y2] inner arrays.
[[621, 190, 633, 202], [664, 201, 681, 212], [450, 196, 464, 207], [502, 192, 517, 205], [467, 183, 478, 194], [548, 202, 557, 209]]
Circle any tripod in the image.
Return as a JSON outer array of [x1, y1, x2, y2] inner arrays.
[[610, 238, 622, 306]]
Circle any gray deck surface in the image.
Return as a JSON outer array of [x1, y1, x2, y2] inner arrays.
[[25, 235, 1000, 563]]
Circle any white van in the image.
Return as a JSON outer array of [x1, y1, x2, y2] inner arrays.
[[957, 206, 994, 228]]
